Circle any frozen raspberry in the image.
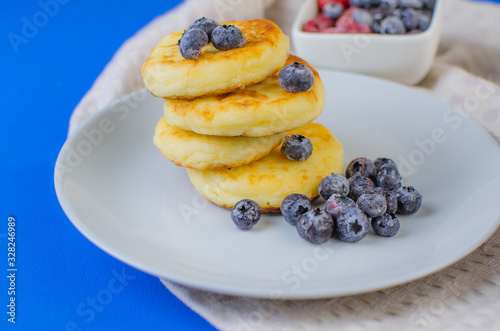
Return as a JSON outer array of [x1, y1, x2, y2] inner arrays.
[[303, 19, 320, 32], [313, 14, 336, 30]]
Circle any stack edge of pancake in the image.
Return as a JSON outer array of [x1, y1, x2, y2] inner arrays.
[[142, 19, 344, 213]]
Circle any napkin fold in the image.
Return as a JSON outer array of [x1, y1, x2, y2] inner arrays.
[[68, 0, 500, 329]]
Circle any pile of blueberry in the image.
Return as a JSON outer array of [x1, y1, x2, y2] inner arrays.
[[293, 157, 422, 244], [304, 0, 435, 34], [279, 62, 315, 93], [178, 17, 246, 59], [231, 156, 423, 246]]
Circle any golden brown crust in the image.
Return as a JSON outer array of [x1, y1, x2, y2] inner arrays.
[[153, 117, 285, 170], [163, 55, 325, 137], [186, 123, 344, 212], [142, 19, 290, 99]]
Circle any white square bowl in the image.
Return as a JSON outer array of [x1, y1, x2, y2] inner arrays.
[[291, 0, 443, 85]]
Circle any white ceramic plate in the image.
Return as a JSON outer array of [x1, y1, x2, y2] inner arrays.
[[55, 71, 500, 299]]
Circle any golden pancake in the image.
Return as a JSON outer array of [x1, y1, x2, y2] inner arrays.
[[142, 19, 290, 99], [186, 123, 344, 213], [164, 55, 325, 137], [153, 117, 285, 170]]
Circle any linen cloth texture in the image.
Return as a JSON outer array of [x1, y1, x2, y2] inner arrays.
[[68, 0, 500, 330]]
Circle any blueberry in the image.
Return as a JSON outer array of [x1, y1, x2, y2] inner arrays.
[[374, 157, 397, 171], [323, 3, 344, 19], [370, 22, 381, 33], [178, 28, 209, 60], [395, 186, 423, 215], [279, 62, 315, 93], [296, 208, 334, 244], [376, 164, 401, 190], [400, 0, 423, 9], [280, 194, 311, 225], [356, 193, 387, 218], [422, 0, 435, 9], [370, 3, 393, 22], [373, 187, 398, 214], [401, 8, 420, 31], [334, 207, 370, 243], [349, 0, 371, 8], [188, 17, 219, 41], [231, 199, 261, 230], [345, 157, 376, 179], [353, 9, 374, 26], [211, 24, 246, 51], [281, 134, 313, 161], [348, 175, 375, 201], [325, 195, 356, 219], [380, 0, 399, 9], [392, 9, 402, 18], [380, 16, 406, 34], [318, 173, 349, 200], [371, 213, 400, 237], [418, 14, 431, 31]]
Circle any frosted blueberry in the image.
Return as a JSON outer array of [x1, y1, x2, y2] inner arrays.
[[334, 207, 370, 243], [395, 186, 423, 215], [356, 193, 387, 218], [296, 208, 334, 244], [353, 9, 374, 26], [281, 194, 312, 225], [231, 199, 261, 230], [348, 175, 376, 201], [401, 8, 420, 31], [318, 173, 349, 200], [345, 157, 376, 180], [373, 187, 398, 214], [179, 28, 209, 60], [380, 16, 406, 34], [211, 24, 246, 50], [279, 62, 315, 93], [374, 157, 398, 172], [376, 164, 402, 190], [323, 3, 344, 19], [325, 195, 356, 219], [372, 213, 400, 237], [281, 134, 313, 162]]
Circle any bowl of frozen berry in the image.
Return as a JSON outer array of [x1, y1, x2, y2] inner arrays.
[[291, 0, 442, 85]]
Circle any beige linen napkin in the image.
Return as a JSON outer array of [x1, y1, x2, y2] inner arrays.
[[69, 0, 500, 329]]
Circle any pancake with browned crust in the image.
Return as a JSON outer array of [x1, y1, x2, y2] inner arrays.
[[153, 117, 285, 170], [186, 123, 344, 213], [142, 19, 290, 99], [163, 55, 325, 137]]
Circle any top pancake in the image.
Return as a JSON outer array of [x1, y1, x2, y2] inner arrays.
[[142, 19, 290, 99], [164, 55, 325, 137]]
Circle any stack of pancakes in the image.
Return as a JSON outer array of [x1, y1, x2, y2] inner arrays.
[[142, 19, 344, 213]]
